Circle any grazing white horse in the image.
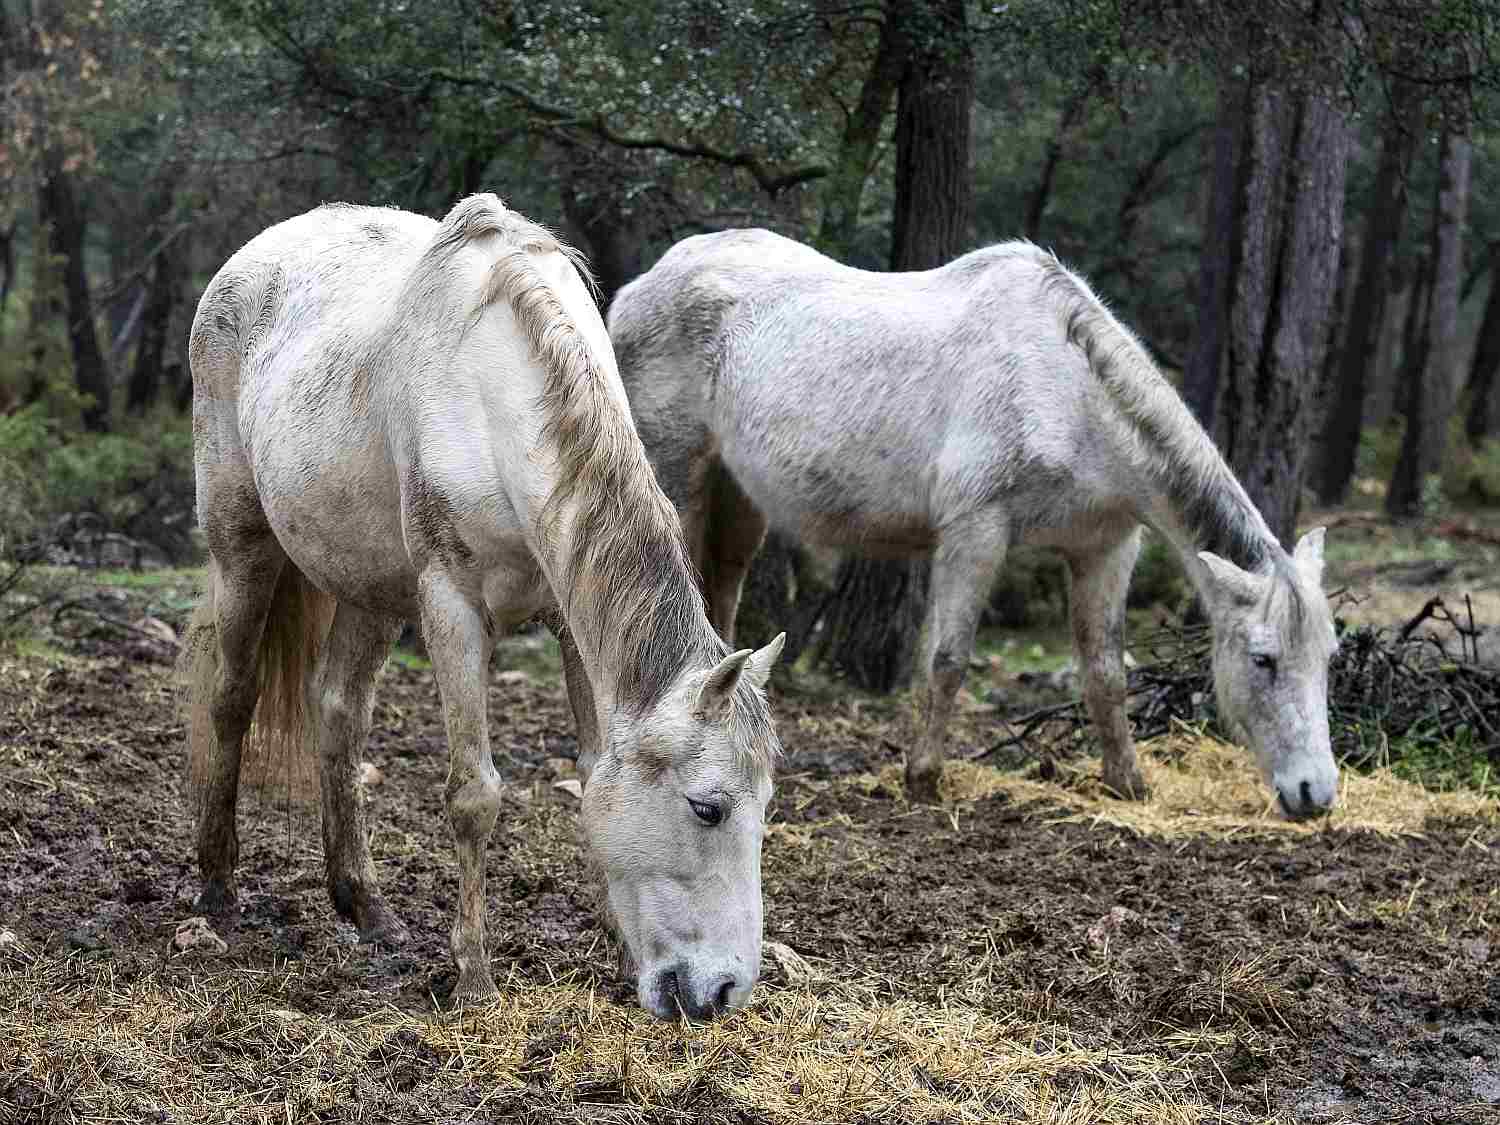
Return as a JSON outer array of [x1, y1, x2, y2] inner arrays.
[[609, 230, 1340, 815], [185, 195, 785, 1019]]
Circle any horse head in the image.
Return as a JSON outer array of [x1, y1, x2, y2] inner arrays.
[[1198, 527, 1340, 820], [581, 633, 784, 1021]]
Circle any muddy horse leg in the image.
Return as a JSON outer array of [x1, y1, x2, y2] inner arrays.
[[701, 463, 769, 646], [419, 567, 502, 1005], [1067, 529, 1146, 800], [196, 537, 286, 913], [312, 601, 405, 944], [905, 518, 1008, 803]]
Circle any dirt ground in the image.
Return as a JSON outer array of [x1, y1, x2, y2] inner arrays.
[[1, 534, 1498, 1124]]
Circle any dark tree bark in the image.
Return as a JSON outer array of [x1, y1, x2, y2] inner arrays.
[[888, 0, 972, 273], [1183, 79, 1247, 430], [1390, 254, 1434, 426], [37, 149, 111, 431], [731, 531, 826, 665], [558, 162, 649, 311], [126, 229, 183, 413], [817, 0, 972, 692], [1388, 129, 1473, 516], [1215, 78, 1350, 547], [1316, 89, 1421, 503], [1022, 66, 1102, 241], [0, 219, 15, 329], [816, 9, 905, 256], [1463, 241, 1500, 442]]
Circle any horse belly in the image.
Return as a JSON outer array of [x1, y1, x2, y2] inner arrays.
[[719, 438, 938, 555]]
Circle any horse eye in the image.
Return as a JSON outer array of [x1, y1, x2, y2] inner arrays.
[[1252, 653, 1277, 672], [688, 798, 723, 826]]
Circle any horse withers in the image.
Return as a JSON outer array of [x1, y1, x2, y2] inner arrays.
[[609, 230, 1339, 816], [184, 195, 785, 1019]]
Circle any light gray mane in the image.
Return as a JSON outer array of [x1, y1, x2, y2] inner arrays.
[[426, 199, 771, 750], [1035, 251, 1277, 576]]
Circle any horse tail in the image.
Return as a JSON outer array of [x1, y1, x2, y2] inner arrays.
[[183, 563, 333, 806], [1038, 251, 1274, 569]]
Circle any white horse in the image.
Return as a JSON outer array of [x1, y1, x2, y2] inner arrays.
[[185, 195, 785, 1019], [609, 230, 1339, 815]]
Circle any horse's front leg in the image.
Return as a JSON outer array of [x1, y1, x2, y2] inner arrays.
[[312, 601, 405, 944], [907, 518, 1008, 803], [419, 568, 502, 1005], [1066, 530, 1146, 800]]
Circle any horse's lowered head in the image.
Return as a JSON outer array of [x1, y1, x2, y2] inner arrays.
[[581, 633, 784, 1021], [1197, 527, 1340, 820]]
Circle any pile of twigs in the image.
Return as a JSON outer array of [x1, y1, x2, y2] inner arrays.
[[982, 594, 1500, 769]]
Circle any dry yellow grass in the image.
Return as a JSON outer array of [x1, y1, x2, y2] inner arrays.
[[0, 950, 1272, 1125], [848, 731, 1499, 840]]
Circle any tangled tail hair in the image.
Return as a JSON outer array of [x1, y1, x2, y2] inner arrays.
[[181, 564, 335, 808]]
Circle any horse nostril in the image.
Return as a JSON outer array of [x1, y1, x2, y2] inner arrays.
[[714, 977, 735, 1014], [1300, 780, 1312, 810]]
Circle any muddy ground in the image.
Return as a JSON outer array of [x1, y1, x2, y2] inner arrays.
[[1, 542, 1498, 1124]]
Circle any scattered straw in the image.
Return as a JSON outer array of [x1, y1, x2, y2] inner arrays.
[[0, 955, 1255, 1125], [852, 732, 1499, 840]]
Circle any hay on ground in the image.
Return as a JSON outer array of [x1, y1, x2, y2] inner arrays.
[[852, 732, 1498, 840]]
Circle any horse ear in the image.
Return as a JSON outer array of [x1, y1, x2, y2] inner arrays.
[[1197, 551, 1262, 610], [1293, 526, 1327, 585], [745, 632, 785, 692], [695, 648, 753, 720]]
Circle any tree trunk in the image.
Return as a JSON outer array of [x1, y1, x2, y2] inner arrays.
[[38, 150, 110, 431], [1390, 254, 1434, 427], [126, 228, 183, 413], [815, 7, 905, 256], [1388, 130, 1472, 516], [1463, 241, 1500, 442], [1216, 79, 1350, 547], [815, 554, 931, 691], [817, 0, 972, 692], [558, 158, 648, 311], [1183, 79, 1246, 430], [888, 0, 972, 272], [731, 531, 826, 665], [1022, 68, 1100, 241], [1315, 89, 1420, 504]]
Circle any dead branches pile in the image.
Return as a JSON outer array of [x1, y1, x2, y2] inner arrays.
[[984, 595, 1500, 770]]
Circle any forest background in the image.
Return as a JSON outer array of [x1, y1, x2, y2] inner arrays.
[[3, 0, 1499, 689]]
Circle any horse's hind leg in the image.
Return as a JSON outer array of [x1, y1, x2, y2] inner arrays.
[[1066, 529, 1146, 800], [311, 601, 405, 944], [418, 567, 502, 1005], [906, 516, 1009, 803], [701, 463, 769, 645], [196, 535, 287, 913]]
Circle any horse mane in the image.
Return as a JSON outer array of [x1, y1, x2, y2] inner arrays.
[[425, 197, 771, 748], [1036, 251, 1277, 576]]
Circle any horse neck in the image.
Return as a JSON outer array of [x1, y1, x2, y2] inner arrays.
[[1132, 436, 1284, 597], [542, 478, 722, 714]]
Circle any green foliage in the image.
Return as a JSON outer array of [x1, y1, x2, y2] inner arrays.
[[0, 404, 196, 560], [1126, 531, 1189, 611], [985, 548, 1068, 628], [1383, 726, 1498, 798]]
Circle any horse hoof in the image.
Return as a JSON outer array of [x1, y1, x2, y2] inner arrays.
[[451, 972, 499, 1009], [1103, 770, 1149, 801], [358, 908, 409, 949], [905, 770, 942, 805], [195, 881, 237, 915]]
